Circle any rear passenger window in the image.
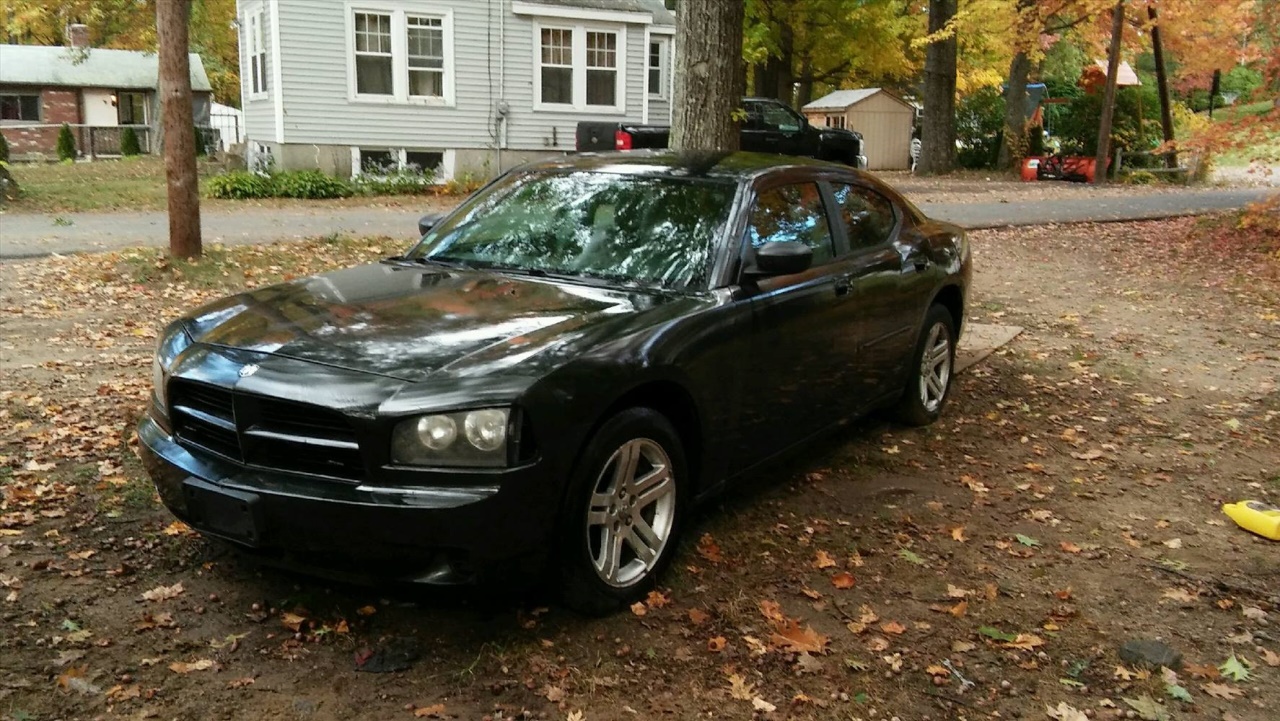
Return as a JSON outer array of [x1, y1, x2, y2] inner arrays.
[[832, 183, 896, 251], [746, 183, 834, 265]]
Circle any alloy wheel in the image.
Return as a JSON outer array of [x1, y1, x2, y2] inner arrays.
[[585, 438, 676, 588], [918, 322, 952, 413]]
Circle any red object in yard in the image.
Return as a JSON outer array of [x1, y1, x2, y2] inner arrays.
[[1021, 156, 1042, 182], [1034, 155, 1109, 183], [614, 130, 633, 151]]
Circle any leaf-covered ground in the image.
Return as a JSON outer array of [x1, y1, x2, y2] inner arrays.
[[1, 215, 1278, 721]]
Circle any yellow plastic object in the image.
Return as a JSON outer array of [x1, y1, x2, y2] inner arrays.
[[1222, 500, 1280, 541]]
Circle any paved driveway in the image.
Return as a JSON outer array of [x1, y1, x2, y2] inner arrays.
[[0, 187, 1274, 259]]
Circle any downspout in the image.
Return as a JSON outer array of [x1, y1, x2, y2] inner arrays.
[[497, 0, 506, 173]]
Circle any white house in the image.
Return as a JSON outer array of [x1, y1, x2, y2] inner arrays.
[[236, 0, 676, 179]]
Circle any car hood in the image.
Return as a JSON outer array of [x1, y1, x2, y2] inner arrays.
[[182, 262, 683, 382]]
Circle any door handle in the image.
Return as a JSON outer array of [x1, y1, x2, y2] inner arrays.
[[834, 277, 852, 297]]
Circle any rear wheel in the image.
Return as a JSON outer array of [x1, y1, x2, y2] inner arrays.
[[560, 408, 685, 615], [895, 304, 956, 426]]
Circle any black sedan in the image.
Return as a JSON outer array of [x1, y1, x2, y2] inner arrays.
[[139, 151, 970, 613]]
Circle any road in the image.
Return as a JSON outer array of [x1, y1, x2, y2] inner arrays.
[[0, 186, 1274, 259]]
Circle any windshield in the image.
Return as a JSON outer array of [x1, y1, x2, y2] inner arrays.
[[406, 171, 737, 289]]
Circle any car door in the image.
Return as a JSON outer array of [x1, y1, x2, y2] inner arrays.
[[742, 101, 809, 157], [828, 181, 920, 400], [733, 179, 851, 470]]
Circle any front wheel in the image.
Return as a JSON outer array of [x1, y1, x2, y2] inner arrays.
[[895, 304, 956, 426], [560, 408, 685, 615]]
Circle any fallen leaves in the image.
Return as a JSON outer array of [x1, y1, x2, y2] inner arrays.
[[1218, 654, 1251, 682], [1261, 648, 1280, 667], [1046, 701, 1089, 721], [696, 534, 722, 564], [1160, 587, 1198, 604], [813, 549, 837, 569], [168, 659, 216, 674], [770, 619, 829, 655], [830, 572, 856, 589], [412, 704, 447, 718], [1202, 681, 1244, 699], [140, 582, 184, 602]]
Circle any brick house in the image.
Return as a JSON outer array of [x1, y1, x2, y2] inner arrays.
[[0, 29, 213, 160]]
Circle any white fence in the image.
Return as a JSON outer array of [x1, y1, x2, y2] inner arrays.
[[209, 103, 243, 151]]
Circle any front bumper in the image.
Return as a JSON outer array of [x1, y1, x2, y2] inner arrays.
[[137, 415, 561, 585]]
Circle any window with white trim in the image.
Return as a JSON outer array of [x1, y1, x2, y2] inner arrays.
[[825, 115, 846, 129], [406, 16, 444, 97], [354, 12, 393, 95], [349, 7, 453, 104], [245, 7, 267, 96], [540, 28, 573, 104], [535, 23, 625, 111], [648, 38, 668, 98], [585, 31, 617, 106]]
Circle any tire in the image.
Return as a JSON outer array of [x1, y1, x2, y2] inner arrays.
[[895, 304, 956, 426], [560, 408, 686, 615]]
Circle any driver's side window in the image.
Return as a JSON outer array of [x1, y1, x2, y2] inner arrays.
[[759, 104, 802, 133], [746, 183, 834, 266]]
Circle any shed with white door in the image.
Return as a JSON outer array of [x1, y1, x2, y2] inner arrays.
[[802, 88, 915, 171]]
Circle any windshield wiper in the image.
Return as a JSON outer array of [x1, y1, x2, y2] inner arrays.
[[383, 255, 474, 271]]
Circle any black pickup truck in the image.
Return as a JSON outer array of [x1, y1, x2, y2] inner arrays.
[[576, 97, 867, 168]]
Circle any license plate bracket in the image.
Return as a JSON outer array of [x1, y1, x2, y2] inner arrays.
[[182, 478, 263, 547]]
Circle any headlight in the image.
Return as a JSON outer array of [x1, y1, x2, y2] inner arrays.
[[391, 408, 512, 467], [152, 323, 193, 412]]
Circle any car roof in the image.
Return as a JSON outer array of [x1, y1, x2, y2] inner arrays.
[[516, 150, 851, 183]]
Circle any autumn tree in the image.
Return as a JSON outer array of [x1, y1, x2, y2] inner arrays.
[[671, 0, 745, 151], [744, 0, 916, 107]]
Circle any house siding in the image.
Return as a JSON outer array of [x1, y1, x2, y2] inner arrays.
[[241, 0, 656, 177], [239, 0, 277, 152]]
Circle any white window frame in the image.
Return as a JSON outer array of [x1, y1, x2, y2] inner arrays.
[[647, 36, 669, 99], [344, 2, 455, 107], [349, 146, 454, 181], [243, 2, 268, 100], [532, 21, 627, 114]]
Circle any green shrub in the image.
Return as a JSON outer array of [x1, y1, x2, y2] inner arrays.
[[206, 171, 275, 199], [955, 86, 1004, 170], [352, 167, 436, 196], [120, 127, 141, 156], [272, 170, 353, 199], [0, 132, 9, 163], [56, 123, 77, 161]]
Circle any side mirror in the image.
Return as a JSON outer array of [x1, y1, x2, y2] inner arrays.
[[417, 212, 444, 237], [752, 241, 813, 276]]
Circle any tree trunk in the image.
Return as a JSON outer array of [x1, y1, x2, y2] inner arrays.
[[671, 0, 745, 152], [1147, 2, 1176, 168], [996, 50, 1032, 170], [918, 0, 958, 175], [1093, 0, 1125, 185], [156, 0, 201, 259]]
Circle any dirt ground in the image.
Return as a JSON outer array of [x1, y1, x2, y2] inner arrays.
[[1, 216, 1278, 721]]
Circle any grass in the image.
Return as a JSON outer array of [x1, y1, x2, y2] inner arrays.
[[1206, 98, 1280, 168], [1212, 99, 1278, 122], [4, 155, 481, 214], [4, 156, 218, 213]]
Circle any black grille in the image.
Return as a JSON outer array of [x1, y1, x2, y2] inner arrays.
[[168, 379, 365, 482]]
